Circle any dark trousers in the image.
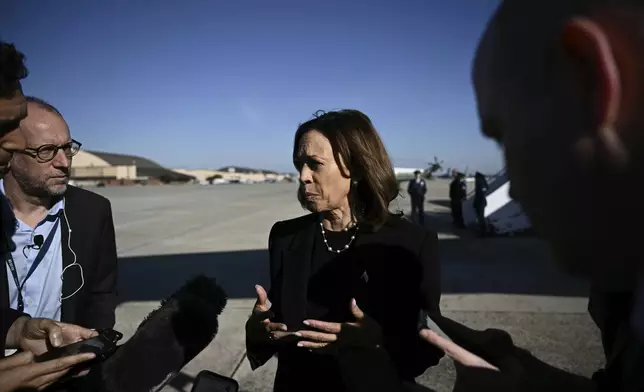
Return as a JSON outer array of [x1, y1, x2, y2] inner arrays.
[[411, 197, 425, 225], [588, 287, 644, 392], [450, 200, 465, 228], [474, 204, 487, 235]]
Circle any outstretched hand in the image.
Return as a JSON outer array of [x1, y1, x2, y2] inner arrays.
[[419, 328, 499, 371], [295, 299, 383, 355], [246, 285, 297, 344]]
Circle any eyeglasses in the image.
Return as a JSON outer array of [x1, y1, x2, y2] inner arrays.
[[19, 139, 82, 163]]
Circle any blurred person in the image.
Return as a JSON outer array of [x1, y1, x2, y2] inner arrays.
[[2, 96, 117, 330], [0, 41, 97, 391], [407, 170, 427, 225], [473, 172, 488, 236], [418, 0, 644, 391], [245, 110, 443, 392], [449, 171, 467, 229]]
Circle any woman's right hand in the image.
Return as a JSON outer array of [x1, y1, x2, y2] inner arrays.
[[0, 350, 96, 392], [246, 285, 296, 344]]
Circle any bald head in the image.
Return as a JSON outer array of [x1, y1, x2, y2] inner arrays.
[[473, 0, 644, 285], [474, 0, 644, 107], [8, 99, 72, 198], [25, 96, 64, 118], [21, 101, 69, 145], [474, 0, 643, 121]]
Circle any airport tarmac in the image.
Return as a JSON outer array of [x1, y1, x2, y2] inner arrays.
[[92, 180, 603, 392]]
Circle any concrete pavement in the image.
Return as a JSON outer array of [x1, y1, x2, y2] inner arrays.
[[92, 181, 603, 392]]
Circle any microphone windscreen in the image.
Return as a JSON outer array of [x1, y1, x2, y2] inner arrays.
[[97, 275, 228, 392]]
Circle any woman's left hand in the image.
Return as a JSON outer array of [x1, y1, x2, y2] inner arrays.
[[295, 299, 383, 354]]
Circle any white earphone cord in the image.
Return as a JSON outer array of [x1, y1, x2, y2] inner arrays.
[[60, 200, 84, 302]]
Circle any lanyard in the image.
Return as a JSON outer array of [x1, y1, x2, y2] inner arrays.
[[5, 217, 60, 312]]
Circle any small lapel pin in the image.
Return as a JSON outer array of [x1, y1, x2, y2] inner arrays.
[[361, 270, 369, 283]]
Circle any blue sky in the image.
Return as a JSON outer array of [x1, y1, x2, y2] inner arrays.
[[2, 0, 503, 174]]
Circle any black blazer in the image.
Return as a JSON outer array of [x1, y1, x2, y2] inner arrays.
[[407, 179, 427, 199], [246, 213, 443, 391], [1, 185, 117, 350], [58, 186, 118, 329]]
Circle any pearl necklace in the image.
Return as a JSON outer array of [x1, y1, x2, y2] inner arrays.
[[319, 222, 358, 253]]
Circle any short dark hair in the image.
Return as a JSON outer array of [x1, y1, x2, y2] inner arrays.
[[25, 96, 64, 118], [293, 109, 399, 230], [0, 42, 28, 98]]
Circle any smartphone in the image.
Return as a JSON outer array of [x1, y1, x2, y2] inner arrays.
[[34, 329, 123, 363], [418, 310, 452, 342], [191, 370, 239, 392]]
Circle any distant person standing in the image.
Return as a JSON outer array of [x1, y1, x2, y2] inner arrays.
[[407, 170, 426, 225], [449, 172, 466, 228], [473, 172, 488, 236]]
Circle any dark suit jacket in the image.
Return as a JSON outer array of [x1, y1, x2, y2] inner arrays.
[[57, 186, 118, 330], [1, 186, 117, 354], [246, 212, 443, 391], [408, 179, 427, 199]]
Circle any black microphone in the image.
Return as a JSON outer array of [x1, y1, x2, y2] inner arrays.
[[77, 275, 228, 392], [22, 234, 44, 257], [33, 234, 44, 248]]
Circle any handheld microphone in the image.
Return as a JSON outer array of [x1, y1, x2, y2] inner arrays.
[[75, 275, 228, 392]]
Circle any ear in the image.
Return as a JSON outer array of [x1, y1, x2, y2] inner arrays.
[[562, 17, 621, 129]]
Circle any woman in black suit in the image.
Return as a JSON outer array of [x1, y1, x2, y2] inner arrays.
[[245, 109, 443, 392]]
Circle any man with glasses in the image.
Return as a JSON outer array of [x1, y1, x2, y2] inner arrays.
[[0, 41, 102, 392], [1, 96, 118, 332]]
